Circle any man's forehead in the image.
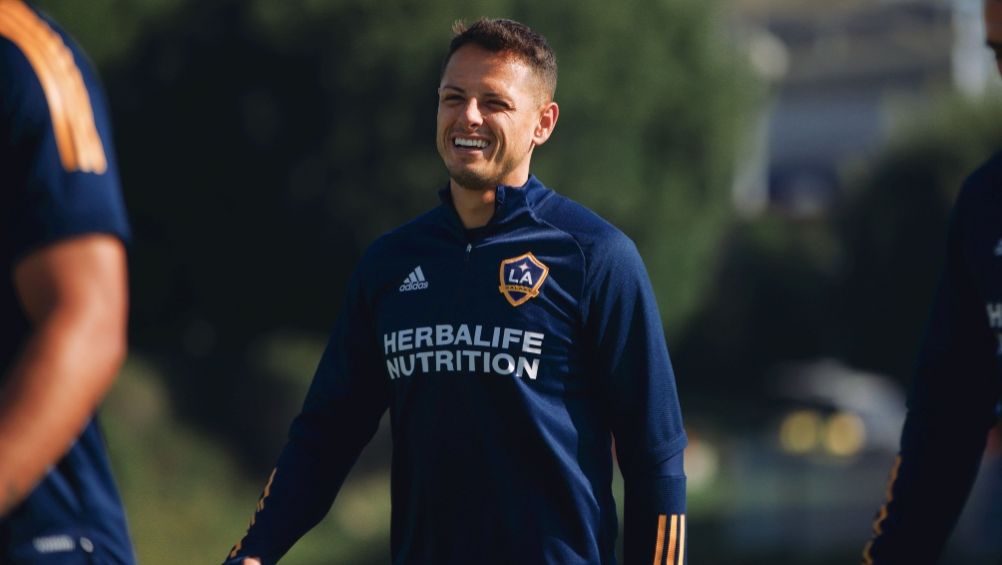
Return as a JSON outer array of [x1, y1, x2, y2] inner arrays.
[[440, 47, 538, 93], [443, 46, 529, 76]]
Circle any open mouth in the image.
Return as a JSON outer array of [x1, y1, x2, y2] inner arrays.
[[453, 137, 490, 150]]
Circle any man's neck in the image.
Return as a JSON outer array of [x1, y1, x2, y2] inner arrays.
[[449, 181, 497, 229]]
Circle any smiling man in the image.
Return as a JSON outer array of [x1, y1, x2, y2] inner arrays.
[[225, 18, 687, 565]]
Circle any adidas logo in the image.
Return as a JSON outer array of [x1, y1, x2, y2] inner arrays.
[[399, 266, 429, 292]]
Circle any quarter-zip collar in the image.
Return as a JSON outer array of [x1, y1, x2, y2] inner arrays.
[[437, 175, 551, 237]]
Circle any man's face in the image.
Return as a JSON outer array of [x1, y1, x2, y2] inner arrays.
[[436, 45, 557, 191], [986, 0, 1002, 75]]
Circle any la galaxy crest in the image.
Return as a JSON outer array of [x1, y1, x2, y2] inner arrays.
[[499, 252, 549, 307]]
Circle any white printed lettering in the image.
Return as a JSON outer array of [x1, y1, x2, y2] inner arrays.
[[436, 324, 454, 346], [382, 325, 547, 382], [461, 350, 478, 371], [415, 326, 433, 349], [988, 303, 1002, 328], [386, 357, 400, 379], [492, 353, 516, 375], [502, 328, 522, 349], [398, 329, 414, 351], [455, 324, 473, 346], [516, 357, 539, 380], [416, 351, 433, 372], [523, 331, 544, 355], [400, 355, 415, 377], [435, 350, 454, 372], [473, 325, 492, 347], [398, 354, 414, 376]]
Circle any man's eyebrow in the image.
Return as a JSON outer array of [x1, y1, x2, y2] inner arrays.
[[439, 86, 514, 105]]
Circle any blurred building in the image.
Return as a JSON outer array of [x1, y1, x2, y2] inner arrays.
[[732, 0, 995, 217]]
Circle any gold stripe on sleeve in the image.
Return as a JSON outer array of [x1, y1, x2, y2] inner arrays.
[[229, 468, 278, 559], [666, 514, 678, 565], [862, 455, 902, 564], [0, 0, 107, 174], [652, 513, 667, 565], [677, 514, 685, 564]]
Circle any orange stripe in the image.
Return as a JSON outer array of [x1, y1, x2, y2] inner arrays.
[[677, 515, 685, 564], [0, 5, 79, 169], [229, 468, 278, 559], [862, 455, 902, 564], [14, 0, 106, 173], [262, 468, 277, 500], [862, 540, 875, 565], [228, 540, 242, 559], [7, 0, 106, 173], [0, 0, 106, 173], [652, 514, 667, 565], [0, 6, 71, 166], [873, 456, 901, 536], [666, 514, 678, 565]]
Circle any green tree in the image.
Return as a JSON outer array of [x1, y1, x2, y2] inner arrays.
[[673, 93, 1002, 417]]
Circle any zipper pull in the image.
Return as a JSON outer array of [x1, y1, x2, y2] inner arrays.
[[465, 243, 472, 261]]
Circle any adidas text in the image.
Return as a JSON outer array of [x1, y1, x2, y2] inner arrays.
[[400, 266, 429, 292]]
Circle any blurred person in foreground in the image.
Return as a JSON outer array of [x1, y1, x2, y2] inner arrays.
[[0, 0, 134, 563], [225, 17, 688, 565], [862, 2, 1002, 562]]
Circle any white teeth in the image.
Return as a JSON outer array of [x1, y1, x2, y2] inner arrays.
[[454, 138, 488, 148]]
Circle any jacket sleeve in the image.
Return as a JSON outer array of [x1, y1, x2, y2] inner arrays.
[[0, 20, 130, 255], [584, 233, 688, 565], [224, 267, 390, 564], [863, 181, 1001, 564]]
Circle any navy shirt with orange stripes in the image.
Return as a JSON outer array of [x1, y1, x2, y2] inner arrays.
[[0, 1, 134, 563], [226, 178, 688, 565], [864, 152, 1002, 563]]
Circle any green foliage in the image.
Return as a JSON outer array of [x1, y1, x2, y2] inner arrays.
[[26, 0, 755, 558], [103, 356, 393, 564], [833, 92, 1002, 378], [33, 0, 187, 67], [528, 0, 755, 329], [675, 91, 1002, 409], [49, 0, 754, 464]]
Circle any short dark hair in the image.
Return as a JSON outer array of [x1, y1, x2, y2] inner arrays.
[[443, 18, 558, 101]]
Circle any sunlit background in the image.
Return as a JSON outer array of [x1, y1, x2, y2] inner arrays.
[[31, 0, 1002, 562]]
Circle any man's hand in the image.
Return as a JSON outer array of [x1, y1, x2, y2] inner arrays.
[[241, 559, 261, 565], [0, 234, 128, 515]]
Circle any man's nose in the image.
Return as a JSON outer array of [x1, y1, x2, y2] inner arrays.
[[461, 98, 483, 128]]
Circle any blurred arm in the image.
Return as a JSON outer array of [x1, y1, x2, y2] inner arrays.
[[224, 267, 389, 564], [863, 183, 1001, 564], [0, 234, 128, 516]]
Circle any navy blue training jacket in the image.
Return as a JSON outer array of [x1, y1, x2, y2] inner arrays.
[[0, 1, 134, 563], [864, 152, 1002, 563], [227, 176, 688, 565]]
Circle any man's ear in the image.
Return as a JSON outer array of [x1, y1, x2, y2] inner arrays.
[[532, 101, 559, 147]]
